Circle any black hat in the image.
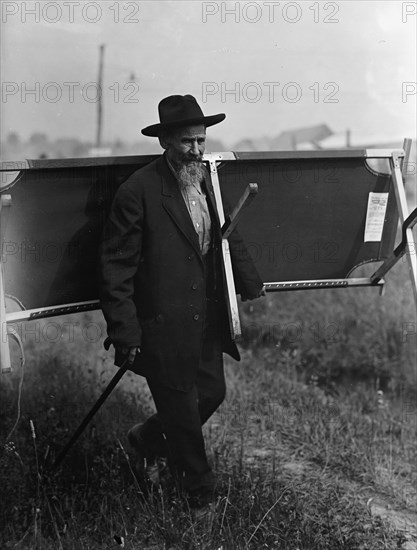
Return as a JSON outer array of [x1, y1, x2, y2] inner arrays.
[[141, 94, 226, 137]]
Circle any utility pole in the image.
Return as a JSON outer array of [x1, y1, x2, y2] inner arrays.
[[96, 44, 105, 148], [346, 129, 351, 148]]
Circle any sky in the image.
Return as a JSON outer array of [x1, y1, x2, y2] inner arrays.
[[1, 0, 416, 147]]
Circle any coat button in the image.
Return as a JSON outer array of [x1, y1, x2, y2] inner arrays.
[[191, 283, 197, 290], [193, 314, 199, 321], [188, 254, 194, 261]]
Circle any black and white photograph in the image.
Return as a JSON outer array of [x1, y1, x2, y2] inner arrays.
[[1, 1, 416, 548]]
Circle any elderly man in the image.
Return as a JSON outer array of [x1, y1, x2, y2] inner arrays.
[[100, 94, 264, 511]]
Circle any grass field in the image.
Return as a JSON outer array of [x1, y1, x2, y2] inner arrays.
[[1, 259, 416, 549]]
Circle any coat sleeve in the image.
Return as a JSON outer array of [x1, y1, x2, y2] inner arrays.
[[221, 197, 264, 299], [228, 227, 264, 299], [99, 183, 143, 348]]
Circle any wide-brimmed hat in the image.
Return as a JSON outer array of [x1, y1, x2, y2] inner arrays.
[[141, 94, 226, 137]]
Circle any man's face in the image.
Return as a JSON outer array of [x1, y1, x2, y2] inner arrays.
[[165, 124, 206, 168]]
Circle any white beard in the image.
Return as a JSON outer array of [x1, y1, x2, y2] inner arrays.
[[175, 161, 206, 190]]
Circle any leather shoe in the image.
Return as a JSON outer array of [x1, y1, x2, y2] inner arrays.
[[127, 423, 168, 487], [191, 500, 217, 523]]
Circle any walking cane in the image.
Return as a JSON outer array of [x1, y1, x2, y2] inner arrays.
[[53, 357, 130, 469]]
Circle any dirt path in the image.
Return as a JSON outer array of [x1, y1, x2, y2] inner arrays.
[[243, 446, 417, 549]]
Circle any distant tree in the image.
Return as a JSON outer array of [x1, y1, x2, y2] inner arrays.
[[7, 132, 21, 147], [29, 132, 49, 146]]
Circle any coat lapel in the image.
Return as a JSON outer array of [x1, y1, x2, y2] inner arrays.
[[158, 156, 202, 258]]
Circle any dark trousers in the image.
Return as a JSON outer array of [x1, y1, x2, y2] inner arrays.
[[140, 300, 226, 494]]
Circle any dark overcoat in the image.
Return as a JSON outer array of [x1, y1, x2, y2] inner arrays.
[[99, 154, 263, 391]]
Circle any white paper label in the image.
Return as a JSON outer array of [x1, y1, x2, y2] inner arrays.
[[364, 192, 389, 242]]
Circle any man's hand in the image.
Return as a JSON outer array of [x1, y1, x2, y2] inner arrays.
[[120, 346, 140, 364], [241, 285, 266, 302]]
